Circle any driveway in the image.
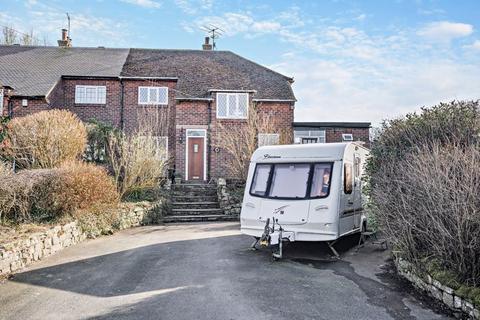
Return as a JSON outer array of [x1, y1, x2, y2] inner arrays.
[[0, 222, 451, 320]]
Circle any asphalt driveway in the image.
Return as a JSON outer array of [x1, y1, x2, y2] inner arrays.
[[0, 222, 451, 320]]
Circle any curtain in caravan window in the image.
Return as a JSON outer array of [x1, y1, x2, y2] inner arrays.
[[269, 164, 310, 198], [310, 163, 332, 197], [250, 164, 271, 196], [344, 163, 353, 194]]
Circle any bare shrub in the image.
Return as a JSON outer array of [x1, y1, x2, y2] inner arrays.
[[1, 110, 87, 169], [108, 108, 169, 198], [0, 162, 118, 222], [216, 109, 291, 180], [367, 100, 480, 286], [372, 144, 480, 285]]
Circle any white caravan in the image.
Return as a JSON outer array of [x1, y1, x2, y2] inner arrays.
[[240, 142, 369, 258]]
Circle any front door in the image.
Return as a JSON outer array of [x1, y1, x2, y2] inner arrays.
[[187, 137, 204, 180]]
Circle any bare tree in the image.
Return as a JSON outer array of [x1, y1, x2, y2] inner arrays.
[[1, 26, 17, 45], [108, 107, 170, 197], [215, 106, 291, 180]]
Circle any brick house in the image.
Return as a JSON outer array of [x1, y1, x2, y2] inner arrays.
[[293, 122, 371, 146], [0, 41, 296, 181]]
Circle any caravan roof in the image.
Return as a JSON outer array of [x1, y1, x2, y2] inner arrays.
[[251, 142, 365, 163]]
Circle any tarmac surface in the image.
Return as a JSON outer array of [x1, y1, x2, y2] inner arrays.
[[0, 222, 452, 320]]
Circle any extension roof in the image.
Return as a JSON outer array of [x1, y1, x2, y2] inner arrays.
[[0, 45, 295, 101]]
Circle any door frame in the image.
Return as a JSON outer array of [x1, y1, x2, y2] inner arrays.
[[185, 128, 207, 181]]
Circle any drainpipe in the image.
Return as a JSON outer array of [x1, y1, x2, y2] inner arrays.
[[207, 99, 212, 181], [120, 79, 125, 130]]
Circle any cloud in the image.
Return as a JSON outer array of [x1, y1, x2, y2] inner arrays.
[[272, 56, 480, 125], [417, 21, 473, 43], [5, 2, 132, 47], [174, 0, 213, 14], [464, 40, 480, 51], [120, 0, 161, 9]]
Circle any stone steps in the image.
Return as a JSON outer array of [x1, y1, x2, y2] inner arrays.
[[163, 214, 239, 223], [165, 183, 236, 223], [172, 195, 218, 202], [171, 202, 220, 209], [171, 208, 224, 215]]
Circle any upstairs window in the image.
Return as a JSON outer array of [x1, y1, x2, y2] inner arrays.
[[75, 85, 106, 104], [138, 87, 168, 105], [258, 133, 279, 147], [216, 93, 248, 119]]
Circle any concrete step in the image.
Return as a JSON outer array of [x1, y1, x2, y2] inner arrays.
[[163, 214, 239, 223], [172, 202, 220, 209], [172, 195, 218, 202], [171, 190, 218, 197], [171, 185, 217, 191], [170, 208, 224, 215]]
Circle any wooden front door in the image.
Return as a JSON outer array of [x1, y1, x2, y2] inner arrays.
[[187, 137, 204, 180]]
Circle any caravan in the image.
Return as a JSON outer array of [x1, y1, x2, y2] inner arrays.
[[240, 142, 369, 258]]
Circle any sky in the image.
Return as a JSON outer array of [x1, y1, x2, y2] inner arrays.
[[1, 0, 479, 125]]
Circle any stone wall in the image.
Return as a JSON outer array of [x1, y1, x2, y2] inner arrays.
[[0, 201, 163, 278], [395, 256, 479, 319], [217, 178, 243, 216]]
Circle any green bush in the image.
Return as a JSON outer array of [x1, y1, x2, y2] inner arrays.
[[367, 100, 480, 287]]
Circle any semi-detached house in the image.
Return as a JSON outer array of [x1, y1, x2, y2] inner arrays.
[[0, 42, 296, 181]]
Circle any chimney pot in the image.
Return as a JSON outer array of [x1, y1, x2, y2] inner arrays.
[[202, 36, 213, 50], [61, 28, 68, 41], [58, 28, 72, 47]]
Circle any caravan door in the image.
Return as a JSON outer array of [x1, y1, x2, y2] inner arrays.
[[339, 161, 355, 235]]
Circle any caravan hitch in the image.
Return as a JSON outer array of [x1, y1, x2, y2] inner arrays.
[[259, 218, 271, 246]]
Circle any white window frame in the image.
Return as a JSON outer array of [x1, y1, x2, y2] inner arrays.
[[0, 89, 4, 115], [258, 133, 280, 147], [342, 133, 353, 141], [216, 92, 248, 119], [75, 85, 106, 104], [138, 86, 168, 105], [294, 129, 326, 144]]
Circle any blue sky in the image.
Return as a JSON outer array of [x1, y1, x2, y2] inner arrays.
[[1, 0, 480, 124]]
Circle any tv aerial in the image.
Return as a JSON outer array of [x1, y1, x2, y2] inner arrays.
[[200, 24, 225, 50]]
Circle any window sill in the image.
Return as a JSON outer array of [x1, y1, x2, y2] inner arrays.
[[75, 103, 107, 107]]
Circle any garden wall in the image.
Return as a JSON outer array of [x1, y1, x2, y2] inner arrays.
[[0, 201, 163, 278], [217, 178, 243, 216], [395, 256, 479, 319]]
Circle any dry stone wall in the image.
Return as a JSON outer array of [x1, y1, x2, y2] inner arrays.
[[0, 201, 162, 278], [395, 256, 479, 319]]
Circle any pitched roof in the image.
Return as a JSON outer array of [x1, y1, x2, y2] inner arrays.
[[0, 46, 129, 96], [121, 49, 295, 101], [0, 45, 295, 101]]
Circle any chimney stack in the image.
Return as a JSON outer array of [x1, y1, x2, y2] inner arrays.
[[202, 37, 212, 50], [57, 28, 72, 47]]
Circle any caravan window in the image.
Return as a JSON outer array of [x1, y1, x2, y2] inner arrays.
[[269, 164, 310, 198], [250, 164, 272, 196], [249, 162, 333, 200], [344, 163, 353, 194], [310, 164, 332, 197]]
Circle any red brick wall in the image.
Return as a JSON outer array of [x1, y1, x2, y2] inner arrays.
[[326, 127, 370, 146], [122, 80, 177, 156], [56, 79, 122, 127], [174, 98, 294, 180], [9, 97, 49, 117]]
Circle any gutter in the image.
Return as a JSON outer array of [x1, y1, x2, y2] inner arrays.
[[208, 89, 257, 93], [175, 97, 214, 102], [252, 99, 297, 103]]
